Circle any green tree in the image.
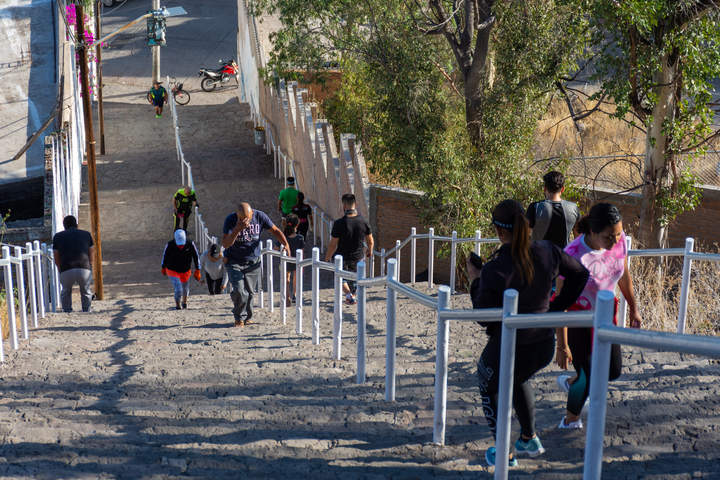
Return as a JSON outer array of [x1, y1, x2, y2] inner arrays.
[[585, 1, 720, 247], [249, 0, 588, 243]]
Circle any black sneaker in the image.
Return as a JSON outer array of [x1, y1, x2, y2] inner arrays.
[[181, 303, 188, 309]]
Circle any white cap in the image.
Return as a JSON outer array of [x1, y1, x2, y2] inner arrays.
[[174, 229, 186, 246]]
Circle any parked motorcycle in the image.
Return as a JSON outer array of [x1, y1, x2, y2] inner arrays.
[[198, 59, 239, 92]]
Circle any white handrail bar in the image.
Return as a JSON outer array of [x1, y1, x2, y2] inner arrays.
[[388, 279, 436, 309], [628, 248, 684, 257], [438, 308, 503, 321], [583, 293, 720, 480], [168, 77, 215, 251]]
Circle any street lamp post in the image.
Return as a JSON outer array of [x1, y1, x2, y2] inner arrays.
[[151, 0, 160, 83], [75, 3, 105, 300]]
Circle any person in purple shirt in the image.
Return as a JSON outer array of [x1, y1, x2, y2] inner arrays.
[[221, 202, 290, 327]]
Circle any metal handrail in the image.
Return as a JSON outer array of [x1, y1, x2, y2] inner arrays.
[[1, 241, 52, 363], [168, 77, 217, 254], [583, 292, 720, 480]]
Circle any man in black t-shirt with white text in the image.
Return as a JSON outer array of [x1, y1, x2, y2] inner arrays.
[[52, 215, 95, 313], [325, 194, 374, 305]]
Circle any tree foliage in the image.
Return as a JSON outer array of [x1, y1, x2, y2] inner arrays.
[[583, 0, 720, 246], [249, 0, 588, 244]]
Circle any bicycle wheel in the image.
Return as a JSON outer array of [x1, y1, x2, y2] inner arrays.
[[174, 89, 190, 105]]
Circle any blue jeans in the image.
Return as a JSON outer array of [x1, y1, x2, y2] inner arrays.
[[169, 276, 190, 302], [225, 261, 261, 320]]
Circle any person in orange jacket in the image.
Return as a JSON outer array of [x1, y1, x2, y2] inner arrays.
[[161, 229, 201, 310]]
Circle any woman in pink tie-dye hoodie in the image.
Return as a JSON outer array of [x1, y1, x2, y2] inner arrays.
[[556, 203, 642, 429]]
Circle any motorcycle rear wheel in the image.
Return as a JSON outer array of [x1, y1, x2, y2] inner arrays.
[[201, 77, 218, 92], [174, 89, 190, 105]]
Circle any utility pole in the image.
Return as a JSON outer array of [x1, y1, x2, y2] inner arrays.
[[151, 0, 160, 83], [95, 0, 106, 155], [76, 3, 104, 300]]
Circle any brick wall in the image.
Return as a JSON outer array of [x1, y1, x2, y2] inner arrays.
[[369, 185, 451, 285], [589, 186, 720, 248]]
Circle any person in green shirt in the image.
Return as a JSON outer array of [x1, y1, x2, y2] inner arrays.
[[277, 177, 299, 227], [173, 186, 198, 231], [147, 81, 168, 118]]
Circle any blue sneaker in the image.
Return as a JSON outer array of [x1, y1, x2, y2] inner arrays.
[[514, 436, 545, 457], [485, 446, 518, 467]]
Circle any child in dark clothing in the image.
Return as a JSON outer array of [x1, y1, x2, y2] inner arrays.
[[284, 214, 305, 306]]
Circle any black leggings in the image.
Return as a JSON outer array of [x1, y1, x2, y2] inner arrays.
[[206, 273, 223, 295], [174, 211, 191, 231], [477, 334, 555, 440], [566, 327, 622, 416]]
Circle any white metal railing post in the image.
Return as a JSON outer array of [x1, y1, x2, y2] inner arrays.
[[583, 290, 616, 480], [395, 240, 401, 282], [14, 247, 29, 340], [380, 248, 386, 276], [433, 285, 452, 445], [677, 237, 694, 334], [356, 260, 367, 384], [320, 212, 325, 252], [295, 249, 304, 334], [312, 247, 320, 344], [369, 250, 375, 277], [280, 250, 287, 325], [450, 231, 457, 294], [259, 246, 265, 309], [385, 259, 398, 401], [312, 206, 318, 245], [410, 227, 417, 285], [2, 246, 19, 350], [333, 255, 343, 360], [495, 289, 519, 480], [42, 243, 56, 313], [53, 254, 60, 309], [25, 242, 38, 328], [475, 230, 482, 255], [33, 241, 45, 318], [428, 227, 435, 288], [618, 235, 632, 327], [194, 206, 199, 241], [266, 240, 274, 313]]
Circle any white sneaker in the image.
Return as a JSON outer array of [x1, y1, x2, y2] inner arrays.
[[558, 416, 583, 429], [556, 374, 572, 393]]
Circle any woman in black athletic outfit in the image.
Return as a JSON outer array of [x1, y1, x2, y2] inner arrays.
[[467, 199, 589, 467]]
